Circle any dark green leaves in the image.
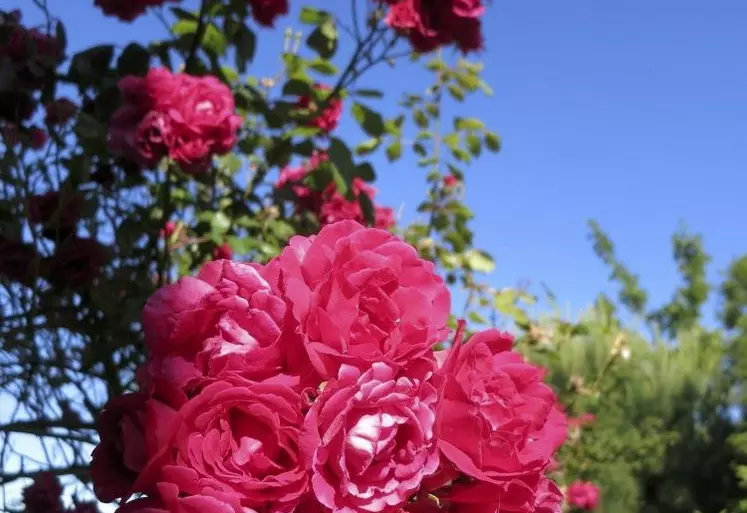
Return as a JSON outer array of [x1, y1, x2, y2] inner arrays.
[[69, 45, 114, 87], [351, 103, 385, 137], [117, 44, 150, 77]]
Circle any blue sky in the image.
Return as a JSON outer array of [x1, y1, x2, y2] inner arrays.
[[11, 0, 747, 320]]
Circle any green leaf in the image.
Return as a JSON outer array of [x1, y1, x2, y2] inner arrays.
[[464, 249, 495, 273], [351, 103, 385, 137], [55, 21, 67, 55], [358, 190, 375, 226], [413, 109, 428, 128], [385, 115, 404, 136], [117, 43, 150, 77], [282, 78, 313, 97], [69, 45, 115, 85], [455, 117, 485, 131], [170, 7, 198, 20], [447, 84, 465, 101], [307, 21, 338, 59], [455, 72, 480, 91], [234, 25, 256, 72], [74, 113, 105, 140], [468, 311, 488, 325], [327, 137, 356, 194], [485, 131, 501, 152], [202, 23, 228, 56], [299, 7, 330, 25], [308, 58, 338, 76], [478, 79, 494, 96], [452, 148, 471, 162], [355, 162, 376, 181], [210, 211, 231, 239], [355, 138, 381, 155], [386, 141, 402, 162], [444, 132, 460, 151], [466, 134, 482, 156], [352, 89, 383, 98], [286, 126, 320, 138]]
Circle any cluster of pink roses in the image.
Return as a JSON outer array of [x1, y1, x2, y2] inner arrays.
[[109, 68, 242, 174], [93, 0, 288, 26], [276, 152, 395, 229], [297, 84, 343, 134], [91, 221, 567, 513], [378, 0, 485, 54]]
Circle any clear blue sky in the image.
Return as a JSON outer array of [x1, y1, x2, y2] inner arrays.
[[11, 0, 747, 319]]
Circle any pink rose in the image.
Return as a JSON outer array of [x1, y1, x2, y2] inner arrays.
[[45, 98, 77, 124], [140, 260, 288, 394], [166, 74, 242, 172], [109, 69, 240, 173], [160, 376, 308, 513], [301, 363, 439, 513], [248, 0, 289, 27], [265, 220, 450, 384], [566, 481, 600, 511], [22, 472, 64, 513], [432, 328, 567, 511], [298, 84, 342, 133], [91, 393, 178, 502]]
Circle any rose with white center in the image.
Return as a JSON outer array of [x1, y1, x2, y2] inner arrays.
[[300, 362, 439, 513]]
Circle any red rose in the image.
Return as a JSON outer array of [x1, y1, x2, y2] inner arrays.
[[566, 481, 600, 511], [94, 0, 180, 22], [0, 237, 39, 285], [442, 174, 459, 188], [432, 328, 567, 511], [91, 393, 178, 502], [381, 0, 485, 54], [22, 472, 64, 513], [30, 127, 47, 149], [212, 242, 234, 261], [298, 84, 342, 133], [140, 260, 288, 394], [265, 221, 450, 384], [45, 98, 77, 124], [301, 363, 439, 513], [248, 0, 289, 27], [28, 190, 83, 239], [44, 237, 108, 289], [160, 376, 308, 513], [161, 221, 177, 239]]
